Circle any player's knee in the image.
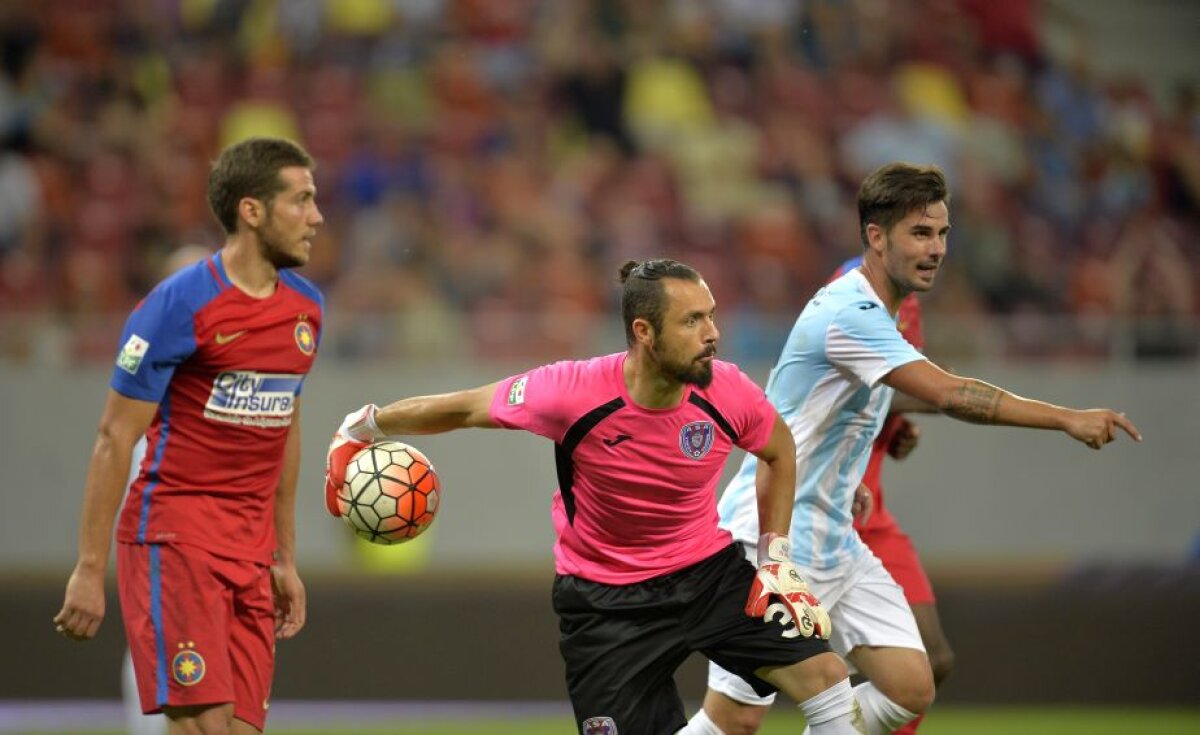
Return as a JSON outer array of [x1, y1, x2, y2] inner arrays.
[[810, 650, 850, 690], [703, 688, 769, 735], [887, 675, 936, 715], [708, 702, 767, 735], [870, 656, 936, 715], [757, 651, 848, 703], [164, 703, 235, 735]]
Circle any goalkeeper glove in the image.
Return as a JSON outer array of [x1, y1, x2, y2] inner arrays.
[[324, 404, 385, 516], [745, 533, 831, 639]]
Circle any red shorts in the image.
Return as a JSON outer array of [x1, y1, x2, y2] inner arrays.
[[858, 512, 936, 606], [117, 541, 275, 731]]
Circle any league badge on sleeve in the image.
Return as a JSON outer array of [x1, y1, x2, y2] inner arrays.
[[116, 334, 150, 375], [508, 376, 528, 405], [679, 420, 715, 460]]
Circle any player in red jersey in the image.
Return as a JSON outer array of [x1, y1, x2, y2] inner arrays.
[[55, 137, 325, 734], [831, 257, 952, 735]]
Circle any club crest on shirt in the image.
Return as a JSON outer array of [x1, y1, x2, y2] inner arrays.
[[116, 334, 150, 374], [582, 716, 617, 734], [172, 643, 205, 686], [294, 320, 316, 355], [679, 420, 715, 460]]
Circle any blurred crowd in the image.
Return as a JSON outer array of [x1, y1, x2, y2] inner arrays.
[[0, 0, 1197, 365]]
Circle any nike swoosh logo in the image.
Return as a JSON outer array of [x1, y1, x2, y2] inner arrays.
[[602, 434, 632, 447], [215, 330, 247, 345]]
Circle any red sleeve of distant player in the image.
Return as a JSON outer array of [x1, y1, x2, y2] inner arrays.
[[897, 295, 924, 350]]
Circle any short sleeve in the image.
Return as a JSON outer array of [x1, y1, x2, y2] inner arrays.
[[734, 371, 776, 454], [109, 286, 198, 403], [707, 362, 776, 455], [826, 300, 925, 388], [488, 362, 575, 442], [295, 301, 324, 397]]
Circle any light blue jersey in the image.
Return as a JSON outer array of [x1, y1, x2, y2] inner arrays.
[[718, 269, 925, 569]]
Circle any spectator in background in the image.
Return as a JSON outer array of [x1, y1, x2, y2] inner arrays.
[[0, 1, 1195, 365], [1112, 211, 1198, 359]]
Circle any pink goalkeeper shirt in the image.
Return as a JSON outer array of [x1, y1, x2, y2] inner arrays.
[[489, 352, 776, 584]]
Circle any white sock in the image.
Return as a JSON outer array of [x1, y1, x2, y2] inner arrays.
[[677, 707, 725, 734], [849, 681, 917, 735], [797, 679, 867, 734]]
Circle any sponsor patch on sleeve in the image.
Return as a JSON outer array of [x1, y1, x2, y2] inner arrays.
[[507, 376, 528, 405], [116, 334, 150, 374]]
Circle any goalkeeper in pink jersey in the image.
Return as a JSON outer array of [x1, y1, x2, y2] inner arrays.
[[326, 259, 870, 734]]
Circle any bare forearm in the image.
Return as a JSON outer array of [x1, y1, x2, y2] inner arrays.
[[941, 379, 1064, 430], [274, 420, 301, 567], [889, 390, 938, 414], [375, 386, 497, 435], [274, 503, 297, 566], [274, 492, 297, 566], [755, 456, 795, 538], [75, 434, 134, 571]]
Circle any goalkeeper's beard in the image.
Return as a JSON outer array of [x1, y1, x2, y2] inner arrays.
[[651, 342, 715, 388]]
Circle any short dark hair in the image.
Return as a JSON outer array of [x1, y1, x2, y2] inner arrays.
[[857, 162, 949, 247], [207, 137, 316, 234], [618, 259, 702, 346]]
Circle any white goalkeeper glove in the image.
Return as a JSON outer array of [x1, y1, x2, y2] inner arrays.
[[324, 404, 386, 516], [745, 533, 831, 639]]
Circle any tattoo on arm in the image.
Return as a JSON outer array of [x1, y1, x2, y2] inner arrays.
[[943, 380, 1003, 424]]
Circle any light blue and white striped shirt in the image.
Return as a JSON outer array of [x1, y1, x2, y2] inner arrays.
[[718, 269, 925, 569]]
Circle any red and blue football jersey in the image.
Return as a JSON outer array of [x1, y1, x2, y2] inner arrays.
[[112, 253, 323, 563]]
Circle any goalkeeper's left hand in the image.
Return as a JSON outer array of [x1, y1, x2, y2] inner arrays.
[[324, 404, 385, 516], [745, 533, 831, 639]]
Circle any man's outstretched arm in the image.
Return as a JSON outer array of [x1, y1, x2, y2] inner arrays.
[[883, 360, 1142, 450]]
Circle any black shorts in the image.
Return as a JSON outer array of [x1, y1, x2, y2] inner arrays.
[[553, 543, 831, 734]]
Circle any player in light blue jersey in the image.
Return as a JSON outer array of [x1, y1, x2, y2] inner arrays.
[[687, 163, 1142, 735]]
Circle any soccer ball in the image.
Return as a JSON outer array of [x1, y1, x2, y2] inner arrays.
[[337, 440, 441, 545]]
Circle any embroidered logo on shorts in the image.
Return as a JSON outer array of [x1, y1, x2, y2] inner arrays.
[[679, 420, 715, 460], [582, 716, 618, 734], [116, 334, 150, 375], [507, 376, 528, 405], [172, 643, 206, 686]]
